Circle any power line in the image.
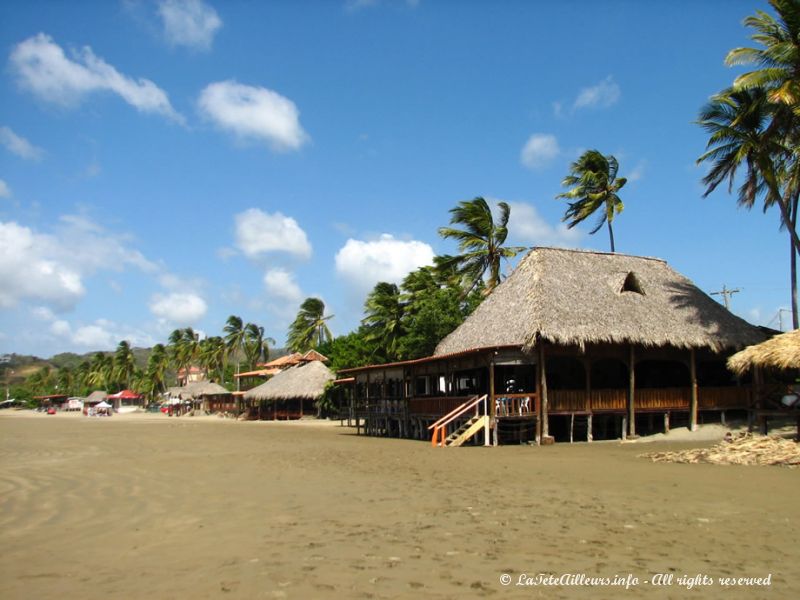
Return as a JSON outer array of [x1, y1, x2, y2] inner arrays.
[[710, 284, 740, 310]]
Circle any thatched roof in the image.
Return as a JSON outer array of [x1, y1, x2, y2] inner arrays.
[[728, 329, 800, 375], [85, 390, 108, 403], [435, 247, 765, 355], [181, 381, 231, 399], [244, 360, 334, 401]]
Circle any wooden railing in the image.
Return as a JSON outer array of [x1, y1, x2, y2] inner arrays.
[[495, 393, 537, 416], [548, 390, 588, 412], [590, 389, 626, 411], [698, 386, 750, 409], [409, 396, 471, 416], [636, 388, 690, 410]]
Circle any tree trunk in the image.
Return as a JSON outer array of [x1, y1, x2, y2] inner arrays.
[[792, 193, 799, 329], [607, 220, 616, 253]]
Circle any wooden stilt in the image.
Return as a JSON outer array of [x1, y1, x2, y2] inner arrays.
[[664, 411, 670, 433], [621, 416, 627, 440], [689, 348, 698, 432], [539, 341, 549, 441], [587, 414, 593, 442], [627, 345, 636, 438], [569, 413, 574, 443]]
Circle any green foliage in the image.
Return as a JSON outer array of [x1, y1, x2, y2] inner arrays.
[[287, 298, 333, 353], [556, 150, 626, 252], [437, 197, 526, 295], [697, 0, 800, 325], [317, 329, 378, 372]]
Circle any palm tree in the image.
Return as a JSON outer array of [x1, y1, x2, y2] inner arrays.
[[144, 343, 169, 403], [114, 340, 136, 390], [437, 197, 526, 295], [362, 282, 405, 361], [727, 0, 800, 114], [88, 352, 114, 390], [223, 315, 246, 387], [199, 336, 227, 382], [698, 0, 800, 326], [287, 298, 333, 352], [243, 323, 275, 369], [556, 151, 627, 252]]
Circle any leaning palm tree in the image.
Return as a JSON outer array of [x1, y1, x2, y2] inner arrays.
[[362, 282, 405, 361], [144, 343, 169, 402], [243, 323, 275, 369], [437, 197, 526, 295], [114, 340, 136, 390], [223, 315, 248, 390], [198, 336, 225, 382], [287, 298, 333, 352], [697, 0, 800, 327], [556, 150, 627, 252], [719, 0, 800, 327]]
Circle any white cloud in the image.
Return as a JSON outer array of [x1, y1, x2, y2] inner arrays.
[[0, 221, 85, 310], [264, 268, 303, 303], [506, 201, 582, 248], [149, 292, 207, 325], [627, 159, 646, 183], [47, 316, 155, 350], [335, 234, 434, 292], [198, 80, 309, 151], [520, 133, 560, 170], [573, 76, 620, 110], [0, 126, 44, 160], [158, 0, 222, 50], [0, 215, 158, 311], [0, 179, 10, 198], [234, 208, 312, 260], [10, 33, 183, 123]]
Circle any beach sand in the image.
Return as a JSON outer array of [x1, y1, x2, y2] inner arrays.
[[0, 411, 797, 599]]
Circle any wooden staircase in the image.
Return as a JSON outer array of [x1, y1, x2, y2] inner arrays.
[[443, 415, 490, 447], [429, 394, 490, 447]]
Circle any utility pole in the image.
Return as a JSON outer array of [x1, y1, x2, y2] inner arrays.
[[711, 284, 740, 310]]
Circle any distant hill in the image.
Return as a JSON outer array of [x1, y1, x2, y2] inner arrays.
[[1, 346, 291, 385]]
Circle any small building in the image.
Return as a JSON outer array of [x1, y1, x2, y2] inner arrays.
[[243, 360, 334, 420], [339, 248, 766, 444]]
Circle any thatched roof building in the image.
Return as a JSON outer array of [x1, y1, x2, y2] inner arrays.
[[244, 360, 334, 402], [436, 247, 764, 355], [85, 390, 108, 404], [728, 329, 800, 375], [180, 381, 231, 399]]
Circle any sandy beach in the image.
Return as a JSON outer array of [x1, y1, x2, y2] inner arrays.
[[0, 411, 797, 599]]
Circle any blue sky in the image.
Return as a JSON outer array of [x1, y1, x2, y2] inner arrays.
[[0, 0, 792, 357]]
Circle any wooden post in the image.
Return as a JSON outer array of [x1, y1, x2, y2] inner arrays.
[[587, 414, 592, 442], [489, 358, 497, 446], [664, 411, 670, 433], [689, 348, 698, 432], [569, 413, 574, 443], [539, 342, 549, 440], [628, 345, 636, 438]]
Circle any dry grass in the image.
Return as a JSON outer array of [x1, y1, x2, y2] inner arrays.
[[640, 432, 800, 467]]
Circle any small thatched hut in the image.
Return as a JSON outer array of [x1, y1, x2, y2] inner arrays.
[[181, 381, 233, 413], [340, 247, 766, 445], [728, 329, 800, 376], [244, 360, 334, 420]]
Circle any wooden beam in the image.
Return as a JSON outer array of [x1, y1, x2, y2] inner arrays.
[[627, 345, 636, 437], [539, 341, 549, 439], [689, 348, 698, 431]]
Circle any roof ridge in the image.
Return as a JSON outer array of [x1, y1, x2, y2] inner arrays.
[[531, 246, 667, 264]]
